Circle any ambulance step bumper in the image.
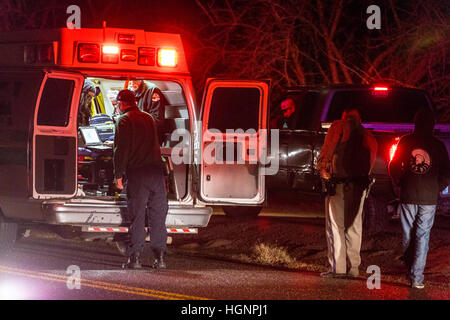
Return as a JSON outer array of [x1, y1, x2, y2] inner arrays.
[[42, 202, 212, 228]]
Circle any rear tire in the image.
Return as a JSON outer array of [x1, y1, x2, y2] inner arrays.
[[222, 206, 263, 219], [0, 215, 18, 254]]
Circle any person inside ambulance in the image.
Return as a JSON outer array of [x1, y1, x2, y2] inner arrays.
[[129, 80, 167, 143], [77, 79, 97, 127]]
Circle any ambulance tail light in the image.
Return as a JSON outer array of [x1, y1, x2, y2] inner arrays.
[[78, 43, 100, 63], [157, 49, 177, 67], [138, 47, 156, 66], [102, 46, 119, 64]]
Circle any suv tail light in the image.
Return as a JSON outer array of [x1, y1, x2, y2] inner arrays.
[[389, 137, 401, 161], [371, 86, 390, 97], [78, 43, 100, 63], [138, 47, 156, 66]]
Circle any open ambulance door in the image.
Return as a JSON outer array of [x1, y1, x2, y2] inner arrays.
[[199, 79, 270, 205], [32, 71, 84, 199]]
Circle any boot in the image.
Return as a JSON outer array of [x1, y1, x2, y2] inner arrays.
[[152, 248, 167, 269], [122, 252, 142, 269]]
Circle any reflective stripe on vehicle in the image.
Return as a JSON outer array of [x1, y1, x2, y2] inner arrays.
[[83, 227, 198, 234]]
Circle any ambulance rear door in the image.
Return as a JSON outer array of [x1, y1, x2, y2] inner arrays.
[[199, 79, 270, 205], [32, 71, 84, 199]]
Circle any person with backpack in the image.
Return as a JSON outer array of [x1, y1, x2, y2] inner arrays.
[[317, 109, 378, 278]]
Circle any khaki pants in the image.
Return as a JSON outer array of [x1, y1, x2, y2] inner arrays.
[[325, 182, 367, 274]]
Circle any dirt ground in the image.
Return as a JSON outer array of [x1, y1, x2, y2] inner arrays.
[[170, 193, 450, 287]]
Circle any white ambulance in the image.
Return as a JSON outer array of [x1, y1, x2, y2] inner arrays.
[[0, 27, 270, 250]]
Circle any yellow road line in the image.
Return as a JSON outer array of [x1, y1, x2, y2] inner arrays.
[[0, 265, 211, 300]]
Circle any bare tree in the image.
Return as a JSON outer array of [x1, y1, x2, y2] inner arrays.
[[194, 0, 449, 121]]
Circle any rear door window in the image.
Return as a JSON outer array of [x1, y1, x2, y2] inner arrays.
[[37, 78, 74, 126], [207, 87, 260, 131]]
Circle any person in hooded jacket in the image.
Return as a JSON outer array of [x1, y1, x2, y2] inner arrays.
[[129, 80, 166, 143], [77, 79, 96, 127], [389, 108, 449, 289]]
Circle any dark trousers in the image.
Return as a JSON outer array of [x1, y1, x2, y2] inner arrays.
[[125, 164, 168, 257]]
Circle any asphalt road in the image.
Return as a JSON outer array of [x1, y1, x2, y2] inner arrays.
[[0, 230, 448, 301]]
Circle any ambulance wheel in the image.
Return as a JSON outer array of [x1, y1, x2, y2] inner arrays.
[[0, 215, 18, 254], [222, 206, 262, 219]]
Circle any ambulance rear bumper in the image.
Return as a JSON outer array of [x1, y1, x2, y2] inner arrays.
[[42, 200, 212, 228]]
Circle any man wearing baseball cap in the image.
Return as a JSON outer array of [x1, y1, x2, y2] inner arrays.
[[114, 89, 169, 269]]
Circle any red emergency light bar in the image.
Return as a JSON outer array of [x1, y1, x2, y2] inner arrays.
[[78, 43, 100, 63], [121, 49, 137, 61], [138, 47, 156, 66], [118, 34, 136, 44], [102, 45, 119, 64], [157, 48, 177, 67]]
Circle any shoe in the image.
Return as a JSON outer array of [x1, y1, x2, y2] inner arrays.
[[320, 270, 345, 278], [347, 269, 360, 278], [122, 253, 142, 269], [152, 249, 167, 269], [411, 283, 425, 289]]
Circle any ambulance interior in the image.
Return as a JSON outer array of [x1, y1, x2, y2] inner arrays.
[[77, 77, 190, 201]]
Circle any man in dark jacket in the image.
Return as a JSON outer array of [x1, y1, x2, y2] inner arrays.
[[389, 108, 449, 289], [113, 89, 168, 269], [317, 109, 378, 278]]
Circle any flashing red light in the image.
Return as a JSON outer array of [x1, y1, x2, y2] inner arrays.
[[157, 48, 177, 67], [121, 49, 137, 61], [138, 47, 156, 66], [102, 46, 119, 64], [78, 43, 100, 63], [373, 86, 389, 91], [118, 34, 136, 44]]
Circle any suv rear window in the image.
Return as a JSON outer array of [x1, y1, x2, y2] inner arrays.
[[325, 89, 431, 123]]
